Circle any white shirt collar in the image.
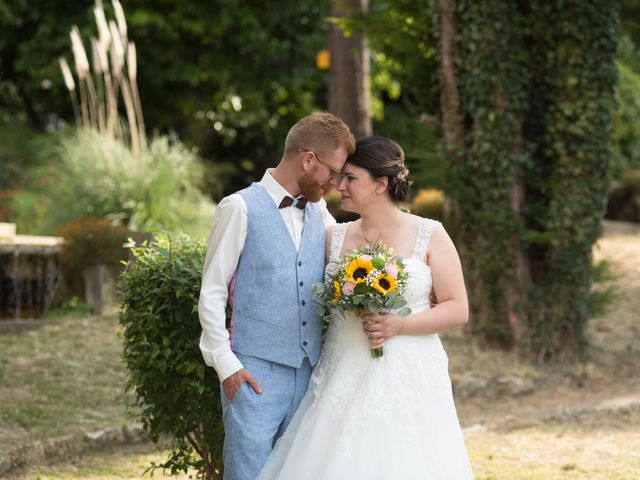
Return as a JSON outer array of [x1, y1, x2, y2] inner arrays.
[[259, 168, 302, 206]]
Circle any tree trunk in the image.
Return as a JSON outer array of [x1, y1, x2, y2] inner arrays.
[[328, 0, 372, 140], [436, 0, 464, 156]]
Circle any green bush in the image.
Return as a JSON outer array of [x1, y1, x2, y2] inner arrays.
[[58, 218, 129, 270], [9, 128, 215, 237], [0, 120, 50, 223], [606, 169, 640, 222], [410, 188, 445, 221], [119, 235, 222, 479], [612, 61, 640, 173]]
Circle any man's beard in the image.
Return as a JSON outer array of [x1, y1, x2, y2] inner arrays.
[[298, 172, 325, 202]]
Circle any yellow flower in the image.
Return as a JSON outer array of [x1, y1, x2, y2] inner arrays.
[[345, 257, 373, 284], [371, 273, 397, 295], [332, 280, 342, 303]]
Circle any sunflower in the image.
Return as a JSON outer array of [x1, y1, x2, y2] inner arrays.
[[345, 257, 373, 284], [371, 273, 397, 295], [332, 280, 342, 303]]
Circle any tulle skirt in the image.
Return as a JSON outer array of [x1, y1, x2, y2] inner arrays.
[[257, 322, 474, 480]]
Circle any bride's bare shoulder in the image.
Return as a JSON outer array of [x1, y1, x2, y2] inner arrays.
[[402, 211, 424, 224]]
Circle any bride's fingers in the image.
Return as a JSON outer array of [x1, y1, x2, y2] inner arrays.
[[364, 325, 381, 335], [366, 330, 384, 341], [362, 320, 378, 330]]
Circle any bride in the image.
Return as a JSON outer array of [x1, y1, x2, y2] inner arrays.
[[258, 136, 474, 479]]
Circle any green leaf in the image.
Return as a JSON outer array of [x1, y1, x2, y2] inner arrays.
[[372, 257, 385, 269], [354, 283, 369, 295]]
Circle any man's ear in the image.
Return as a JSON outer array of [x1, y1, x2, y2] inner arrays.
[[301, 151, 314, 172]]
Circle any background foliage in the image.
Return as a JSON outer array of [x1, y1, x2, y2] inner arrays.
[[0, 0, 329, 192], [8, 128, 215, 237]]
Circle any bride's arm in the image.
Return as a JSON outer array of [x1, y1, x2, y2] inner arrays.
[[363, 223, 468, 343]]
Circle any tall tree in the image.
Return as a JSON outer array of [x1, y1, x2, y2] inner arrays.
[[329, 0, 372, 139]]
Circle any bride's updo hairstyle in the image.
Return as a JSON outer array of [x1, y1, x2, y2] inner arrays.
[[347, 136, 410, 203]]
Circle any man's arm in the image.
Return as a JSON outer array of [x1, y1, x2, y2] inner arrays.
[[198, 195, 247, 381]]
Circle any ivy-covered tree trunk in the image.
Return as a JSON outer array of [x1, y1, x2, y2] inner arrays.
[[437, 0, 529, 347], [523, 1, 619, 361], [329, 0, 372, 139], [435, 0, 618, 361]]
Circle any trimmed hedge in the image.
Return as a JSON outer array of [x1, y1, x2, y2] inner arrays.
[[119, 235, 222, 479]]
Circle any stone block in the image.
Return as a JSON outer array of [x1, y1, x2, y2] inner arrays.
[[83, 264, 117, 314]]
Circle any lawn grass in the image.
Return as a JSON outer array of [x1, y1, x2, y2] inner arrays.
[[0, 312, 129, 453], [466, 427, 640, 480], [14, 443, 192, 480]]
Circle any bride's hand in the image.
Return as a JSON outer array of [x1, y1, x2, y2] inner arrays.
[[362, 311, 402, 345]]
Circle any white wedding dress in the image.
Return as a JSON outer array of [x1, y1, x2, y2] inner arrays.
[[258, 218, 474, 479]]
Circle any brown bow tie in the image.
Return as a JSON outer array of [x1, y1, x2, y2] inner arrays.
[[279, 196, 308, 210]]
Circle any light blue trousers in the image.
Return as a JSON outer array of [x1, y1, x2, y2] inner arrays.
[[221, 352, 311, 480]]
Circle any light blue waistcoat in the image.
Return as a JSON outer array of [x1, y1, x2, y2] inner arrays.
[[231, 183, 325, 368]]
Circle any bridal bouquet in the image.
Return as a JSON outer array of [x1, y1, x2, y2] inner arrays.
[[312, 242, 412, 358]]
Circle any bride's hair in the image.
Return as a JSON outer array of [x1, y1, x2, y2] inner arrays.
[[347, 136, 410, 202]]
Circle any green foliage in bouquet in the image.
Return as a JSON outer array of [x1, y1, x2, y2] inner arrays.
[[119, 234, 223, 479]]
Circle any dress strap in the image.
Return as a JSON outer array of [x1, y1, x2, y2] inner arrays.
[[411, 218, 441, 260], [330, 222, 350, 262]]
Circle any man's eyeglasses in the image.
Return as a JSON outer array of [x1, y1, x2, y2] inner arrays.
[[298, 149, 343, 180]]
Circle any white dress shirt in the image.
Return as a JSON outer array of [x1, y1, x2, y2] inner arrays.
[[198, 169, 336, 381]]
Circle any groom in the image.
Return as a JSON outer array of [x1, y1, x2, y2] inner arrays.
[[198, 112, 355, 480]]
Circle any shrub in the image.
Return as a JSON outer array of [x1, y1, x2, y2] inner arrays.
[[119, 234, 222, 479], [9, 129, 216, 238], [58, 218, 129, 270], [57, 218, 130, 299], [410, 188, 445, 221], [606, 169, 640, 223], [612, 61, 640, 174]]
